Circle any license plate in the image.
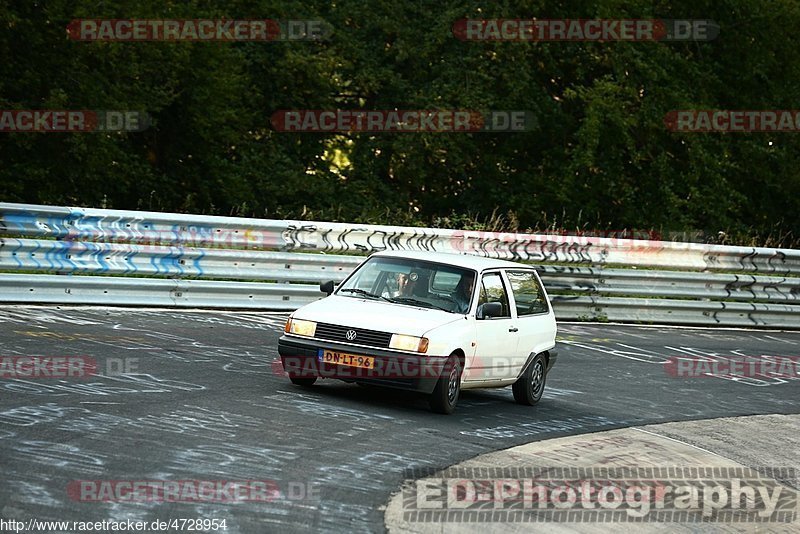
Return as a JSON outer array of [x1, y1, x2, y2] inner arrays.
[[317, 349, 375, 369]]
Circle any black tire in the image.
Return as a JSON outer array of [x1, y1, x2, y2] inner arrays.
[[429, 354, 462, 414], [512, 353, 546, 405], [289, 376, 317, 387]]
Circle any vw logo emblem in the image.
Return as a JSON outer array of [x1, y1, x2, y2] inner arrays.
[[345, 330, 357, 341]]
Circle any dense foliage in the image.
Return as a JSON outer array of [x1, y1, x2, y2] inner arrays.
[[1, 1, 798, 246]]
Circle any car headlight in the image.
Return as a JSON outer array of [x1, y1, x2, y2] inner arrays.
[[285, 318, 317, 337], [390, 334, 429, 353]]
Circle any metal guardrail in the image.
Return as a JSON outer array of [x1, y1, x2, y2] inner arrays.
[[0, 237, 359, 282], [3, 238, 798, 303], [3, 202, 800, 273], [551, 296, 800, 329], [1, 202, 799, 328], [0, 272, 796, 328], [0, 273, 319, 310], [537, 266, 800, 303], [0, 274, 798, 328]]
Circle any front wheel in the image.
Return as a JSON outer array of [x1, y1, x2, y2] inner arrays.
[[429, 354, 462, 414], [512, 354, 546, 405]]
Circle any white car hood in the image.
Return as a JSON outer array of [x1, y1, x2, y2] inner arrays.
[[293, 295, 462, 337]]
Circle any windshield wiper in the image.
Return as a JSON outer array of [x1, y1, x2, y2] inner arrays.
[[340, 288, 390, 301], [388, 297, 450, 312]]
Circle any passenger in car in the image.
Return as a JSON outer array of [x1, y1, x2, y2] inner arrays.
[[453, 273, 475, 313]]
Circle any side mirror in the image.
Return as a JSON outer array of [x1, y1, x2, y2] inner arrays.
[[481, 302, 504, 318], [320, 280, 335, 296]]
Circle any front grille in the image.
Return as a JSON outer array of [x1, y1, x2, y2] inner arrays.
[[314, 322, 393, 348]]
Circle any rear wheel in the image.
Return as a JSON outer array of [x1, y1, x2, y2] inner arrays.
[[289, 376, 317, 387], [429, 354, 462, 414], [512, 354, 546, 405]]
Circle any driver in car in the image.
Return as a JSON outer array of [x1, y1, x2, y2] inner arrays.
[[395, 272, 418, 297]]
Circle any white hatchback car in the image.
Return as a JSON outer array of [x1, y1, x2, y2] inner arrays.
[[278, 250, 558, 413]]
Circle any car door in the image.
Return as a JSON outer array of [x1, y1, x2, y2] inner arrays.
[[504, 269, 556, 376], [467, 270, 520, 382]]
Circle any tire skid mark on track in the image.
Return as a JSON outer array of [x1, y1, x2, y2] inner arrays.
[[0, 374, 205, 396], [459, 415, 627, 441], [14, 440, 106, 474], [257, 391, 412, 424]]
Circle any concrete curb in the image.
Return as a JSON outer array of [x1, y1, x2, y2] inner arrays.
[[385, 414, 800, 533]]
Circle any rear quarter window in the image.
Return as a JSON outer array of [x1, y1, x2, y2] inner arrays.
[[506, 270, 549, 315]]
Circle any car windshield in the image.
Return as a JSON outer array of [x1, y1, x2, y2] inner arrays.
[[337, 256, 477, 314]]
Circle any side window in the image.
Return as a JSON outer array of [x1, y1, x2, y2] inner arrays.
[[477, 272, 511, 318], [506, 270, 548, 315]]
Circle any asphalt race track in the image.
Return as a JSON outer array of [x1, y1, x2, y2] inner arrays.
[[0, 307, 798, 533]]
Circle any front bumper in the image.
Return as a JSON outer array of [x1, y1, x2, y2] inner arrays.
[[278, 335, 448, 394]]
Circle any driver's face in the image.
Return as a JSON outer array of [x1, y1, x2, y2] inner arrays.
[[398, 273, 416, 293]]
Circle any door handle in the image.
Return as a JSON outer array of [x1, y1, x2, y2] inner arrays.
[[509, 327, 518, 332]]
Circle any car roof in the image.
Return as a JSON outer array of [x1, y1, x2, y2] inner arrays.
[[370, 249, 534, 272]]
